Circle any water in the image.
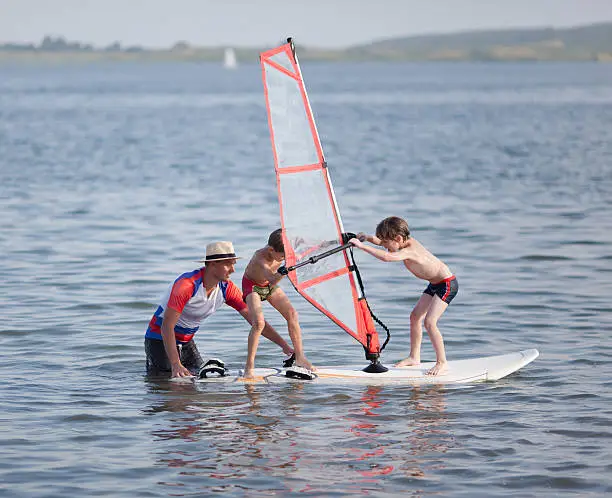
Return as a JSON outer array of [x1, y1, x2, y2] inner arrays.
[[1, 60, 612, 497]]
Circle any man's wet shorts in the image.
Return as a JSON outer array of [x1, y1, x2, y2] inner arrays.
[[423, 275, 458, 304]]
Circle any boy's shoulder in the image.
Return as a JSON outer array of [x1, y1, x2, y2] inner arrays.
[[405, 237, 424, 248], [398, 238, 426, 258], [250, 247, 269, 263]]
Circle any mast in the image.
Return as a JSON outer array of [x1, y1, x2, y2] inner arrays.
[[260, 38, 389, 368]]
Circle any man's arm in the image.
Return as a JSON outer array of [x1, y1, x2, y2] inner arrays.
[[349, 238, 412, 262], [238, 308, 293, 355], [160, 308, 193, 378]]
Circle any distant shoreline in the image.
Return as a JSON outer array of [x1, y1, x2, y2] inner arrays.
[[2, 22, 612, 63], [0, 51, 610, 64]]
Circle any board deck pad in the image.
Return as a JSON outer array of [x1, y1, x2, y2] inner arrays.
[[194, 349, 539, 385]]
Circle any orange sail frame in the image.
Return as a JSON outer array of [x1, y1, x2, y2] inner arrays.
[[260, 40, 382, 360]]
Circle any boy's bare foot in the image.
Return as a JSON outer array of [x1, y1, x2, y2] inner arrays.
[[395, 357, 421, 367], [426, 361, 448, 376], [242, 368, 255, 380], [295, 356, 316, 371]]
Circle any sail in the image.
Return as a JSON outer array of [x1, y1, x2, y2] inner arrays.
[[260, 39, 382, 361], [223, 48, 237, 69]]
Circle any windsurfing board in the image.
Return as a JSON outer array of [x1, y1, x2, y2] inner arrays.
[[195, 349, 539, 385]]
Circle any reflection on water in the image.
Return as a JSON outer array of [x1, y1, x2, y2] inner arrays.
[[346, 386, 396, 478], [143, 378, 456, 495], [144, 379, 300, 494], [346, 385, 453, 484], [3, 61, 612, 496]]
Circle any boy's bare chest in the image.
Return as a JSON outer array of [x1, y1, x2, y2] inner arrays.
[[246, 258, 277, 281]]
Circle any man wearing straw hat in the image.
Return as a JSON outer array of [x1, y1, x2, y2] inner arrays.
[[145, 241, 294, 378]]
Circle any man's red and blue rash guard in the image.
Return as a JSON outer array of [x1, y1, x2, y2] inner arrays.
[[145, 268, 246, 344]]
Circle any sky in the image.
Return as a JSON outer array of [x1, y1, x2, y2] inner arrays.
[[1, 0, 612, 49]]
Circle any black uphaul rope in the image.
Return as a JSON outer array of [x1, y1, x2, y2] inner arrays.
[[346, 244, 391, 352], [283, 234, 391, 353]]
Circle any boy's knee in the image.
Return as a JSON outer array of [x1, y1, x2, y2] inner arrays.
[[410, 310, 424, 324], [286, 308, 299, 324], [252, 316, 266, 332], [423, 316, 438, 332]]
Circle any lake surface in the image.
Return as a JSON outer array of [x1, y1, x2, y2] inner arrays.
[[1, 60, 612, 497]]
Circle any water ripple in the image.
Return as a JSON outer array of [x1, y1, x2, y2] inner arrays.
[[1, 61, 612, 497]]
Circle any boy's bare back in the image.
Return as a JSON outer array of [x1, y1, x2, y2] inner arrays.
[[401, 238, 452, 283]]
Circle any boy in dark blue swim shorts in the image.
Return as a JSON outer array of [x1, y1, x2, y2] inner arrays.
[[349, 216, 459, 376]]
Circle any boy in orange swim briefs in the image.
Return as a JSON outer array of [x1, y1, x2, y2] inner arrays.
[[242, 228, 314, 379], [349, 216, 458, 376]]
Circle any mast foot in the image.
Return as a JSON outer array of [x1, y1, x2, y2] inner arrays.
[[362, 361, 388, 374]]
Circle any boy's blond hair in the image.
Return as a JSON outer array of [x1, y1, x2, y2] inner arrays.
[[267, 228, 285, 253], [375, 216, 411, 241]]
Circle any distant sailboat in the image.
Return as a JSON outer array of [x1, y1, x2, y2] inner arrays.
[[223, 47, 237, 69]]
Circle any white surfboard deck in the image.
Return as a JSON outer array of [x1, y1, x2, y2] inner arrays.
[[194, 349, 539, 385]]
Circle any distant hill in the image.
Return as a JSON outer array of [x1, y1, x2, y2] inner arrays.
[[1, 23, 612, 63], [345, 22, 612, 61]]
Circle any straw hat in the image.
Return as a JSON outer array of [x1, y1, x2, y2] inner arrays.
[[199, 241, 241, 263]]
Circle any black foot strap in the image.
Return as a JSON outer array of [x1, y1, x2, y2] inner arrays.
[[198, 358, 227, 378], [285, 365, 315, 380], [283, 353, 296, 368]]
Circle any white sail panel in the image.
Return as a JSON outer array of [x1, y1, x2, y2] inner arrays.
[[268, 50, 295, 73], [302, 274, 359, 331], [264, 61, 319, 168], [279, 169, 340, 259]]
